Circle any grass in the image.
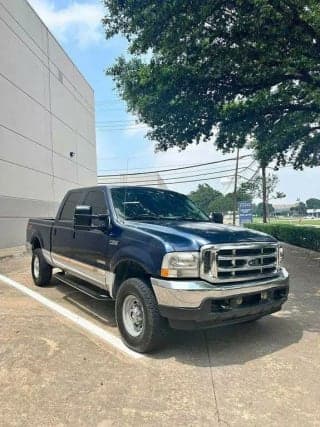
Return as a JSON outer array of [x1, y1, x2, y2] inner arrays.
[[253, 217, 320, 227]]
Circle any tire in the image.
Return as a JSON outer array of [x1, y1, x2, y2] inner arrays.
[[116, 277, 169, 353], [31, 248, 52, 287]]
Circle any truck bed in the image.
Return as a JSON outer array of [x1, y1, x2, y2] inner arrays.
[[26, 218, 55, 252]]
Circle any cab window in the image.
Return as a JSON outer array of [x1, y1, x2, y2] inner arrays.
[[59, 191, 84, 221], [83, 191, 108, 215]]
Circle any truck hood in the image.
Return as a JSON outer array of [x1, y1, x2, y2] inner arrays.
[[127, 220, 276, 252]]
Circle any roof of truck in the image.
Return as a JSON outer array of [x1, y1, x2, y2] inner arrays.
[[67, 185, 179, 193]]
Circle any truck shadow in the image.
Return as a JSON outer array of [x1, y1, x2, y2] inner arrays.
[[52, 277, 117, 328], [155, 314, 303, 367], [153, 283, 319, 367], [51, 273, 319, 368]]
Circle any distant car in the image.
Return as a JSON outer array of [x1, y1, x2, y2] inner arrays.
[[26, 186, 289, 353]]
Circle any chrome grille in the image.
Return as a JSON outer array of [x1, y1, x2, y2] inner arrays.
[[200, 243, 279, 284]]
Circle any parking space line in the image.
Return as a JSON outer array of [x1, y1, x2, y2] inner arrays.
[[0, 273, 143, 359]]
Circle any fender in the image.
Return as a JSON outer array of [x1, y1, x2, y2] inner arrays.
[[110, 245, 160, 276]]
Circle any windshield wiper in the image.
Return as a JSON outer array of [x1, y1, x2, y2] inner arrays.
[[126, 214, 160, 220], [164, 216, 203, 222]]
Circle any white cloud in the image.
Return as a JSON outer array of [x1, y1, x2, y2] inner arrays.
[[27, 0, 104, 48]]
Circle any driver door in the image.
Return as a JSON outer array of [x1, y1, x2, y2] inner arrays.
[[71, 189, 110, 289]]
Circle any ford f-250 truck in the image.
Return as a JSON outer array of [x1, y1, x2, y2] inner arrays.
[[26, 186, 289, 353]]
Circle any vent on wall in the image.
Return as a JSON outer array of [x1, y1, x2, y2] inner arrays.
[[58, 69, 64, 83]]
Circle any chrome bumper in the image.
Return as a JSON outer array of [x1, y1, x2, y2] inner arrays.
[[151, 268, 289, 309]]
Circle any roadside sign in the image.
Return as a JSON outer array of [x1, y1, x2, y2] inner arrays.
[[239, 201, 253, 226]]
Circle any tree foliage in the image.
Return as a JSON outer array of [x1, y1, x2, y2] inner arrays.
[[103, 0, 320, 168], [188, 182, 253, 214], [290, 202, 307, 216], [246, 172, 284, 202], [254, 203, 275, 217], [189, 184, 222, 214], [306, 198, 320, 209]]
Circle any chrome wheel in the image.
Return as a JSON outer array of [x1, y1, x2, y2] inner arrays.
[[122, 294, 145, 337], [33, 255, 40, 279]]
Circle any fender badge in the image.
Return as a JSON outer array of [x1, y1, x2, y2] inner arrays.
[[109, 240, 119, 246]]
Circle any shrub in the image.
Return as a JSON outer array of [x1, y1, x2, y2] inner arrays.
[[246, 223, 320, 252]]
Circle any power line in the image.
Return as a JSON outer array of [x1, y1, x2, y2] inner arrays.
[[96, 120, 137, 124], [97, 156, 250, 173], [95, 97, 125, 103], [98, 155, 252, 177], [98, 161, 250, 176], [98, 166, 250, 185], [96, 126, 149, 131], [218, 159, 258, 194], [99, 173, 236, 187]]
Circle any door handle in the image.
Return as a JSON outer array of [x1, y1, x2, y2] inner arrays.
[[53, 228, 57, 236]]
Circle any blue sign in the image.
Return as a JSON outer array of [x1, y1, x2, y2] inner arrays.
[[239, 201, 253, 226]]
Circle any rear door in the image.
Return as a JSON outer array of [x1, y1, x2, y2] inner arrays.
[[51, 190, 85, 265]]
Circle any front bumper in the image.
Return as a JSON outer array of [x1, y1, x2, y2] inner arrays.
[[151, 268, 289, 330]]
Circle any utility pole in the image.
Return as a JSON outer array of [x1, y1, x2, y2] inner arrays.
[[261, 163, 268, 223], [232, 147, 240, 225]]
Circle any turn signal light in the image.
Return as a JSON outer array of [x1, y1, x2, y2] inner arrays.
[[160, 268, 169, 277]]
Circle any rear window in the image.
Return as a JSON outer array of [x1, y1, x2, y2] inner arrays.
[[59, 191, 84, 221]]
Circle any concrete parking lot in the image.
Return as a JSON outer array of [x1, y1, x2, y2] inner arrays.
[[1, 244, 319, 426]]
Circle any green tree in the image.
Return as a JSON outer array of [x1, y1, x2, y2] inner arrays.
[[103, 1, 320, 168], [254, 203, 275, 217], [236, 182, 255, 203], [244, 172, 285, 221], [188, 182, 253, 215], [306, 198, 320, 209], [209, 194, 234, 214], [189, 184, 222, 214], [290, 202, 307, 216]]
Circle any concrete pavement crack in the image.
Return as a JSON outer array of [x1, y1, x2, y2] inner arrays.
[[203, 331, 230, 427]]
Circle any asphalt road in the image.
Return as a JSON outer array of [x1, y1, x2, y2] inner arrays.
[[0, 244, 319, 426]]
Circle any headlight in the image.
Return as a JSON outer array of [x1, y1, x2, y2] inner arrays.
[[278, 245, 284, 268], [161, 252, 200, 278]]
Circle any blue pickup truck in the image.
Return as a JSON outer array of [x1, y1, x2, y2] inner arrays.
[[26, 185, 289, 353]]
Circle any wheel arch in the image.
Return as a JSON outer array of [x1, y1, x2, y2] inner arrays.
[[112, 259, 151, 298], [30, 234, 42, 251]]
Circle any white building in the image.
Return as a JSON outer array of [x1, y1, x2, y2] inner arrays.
[[0, 0, 97, 248], [306, 209, 320, 218]]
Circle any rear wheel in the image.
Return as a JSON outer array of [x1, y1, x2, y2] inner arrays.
[[116, 277, 168, 353], [31, 248, 52, 287]]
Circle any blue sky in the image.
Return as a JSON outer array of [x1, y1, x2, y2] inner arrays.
[[28, 0, 319, 203]]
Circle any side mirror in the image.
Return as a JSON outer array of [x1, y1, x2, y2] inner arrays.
[[209, 212, 224, 224], [94, 214, 111, 231], [74, 205, 92, 227]]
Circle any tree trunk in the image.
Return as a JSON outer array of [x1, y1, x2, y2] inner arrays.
[[261, 164, 268, 223]]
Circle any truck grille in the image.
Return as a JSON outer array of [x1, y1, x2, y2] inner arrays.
[[200, 243, 279, 284]]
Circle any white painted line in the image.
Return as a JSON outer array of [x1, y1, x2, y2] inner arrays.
[[0, 274, 142, 359]]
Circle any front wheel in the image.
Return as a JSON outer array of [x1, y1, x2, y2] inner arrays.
[[116, 278, 168, 353], [31, 248, 52, 287]]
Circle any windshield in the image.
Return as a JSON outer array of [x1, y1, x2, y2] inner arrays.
[[111, 187, 209, 222]]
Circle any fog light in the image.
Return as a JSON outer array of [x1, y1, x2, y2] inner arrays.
[[261, 291, 268, 300], [234, 296, 243, 306]]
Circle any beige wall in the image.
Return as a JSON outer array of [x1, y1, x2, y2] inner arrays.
[[0, 0, 97, 248]]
